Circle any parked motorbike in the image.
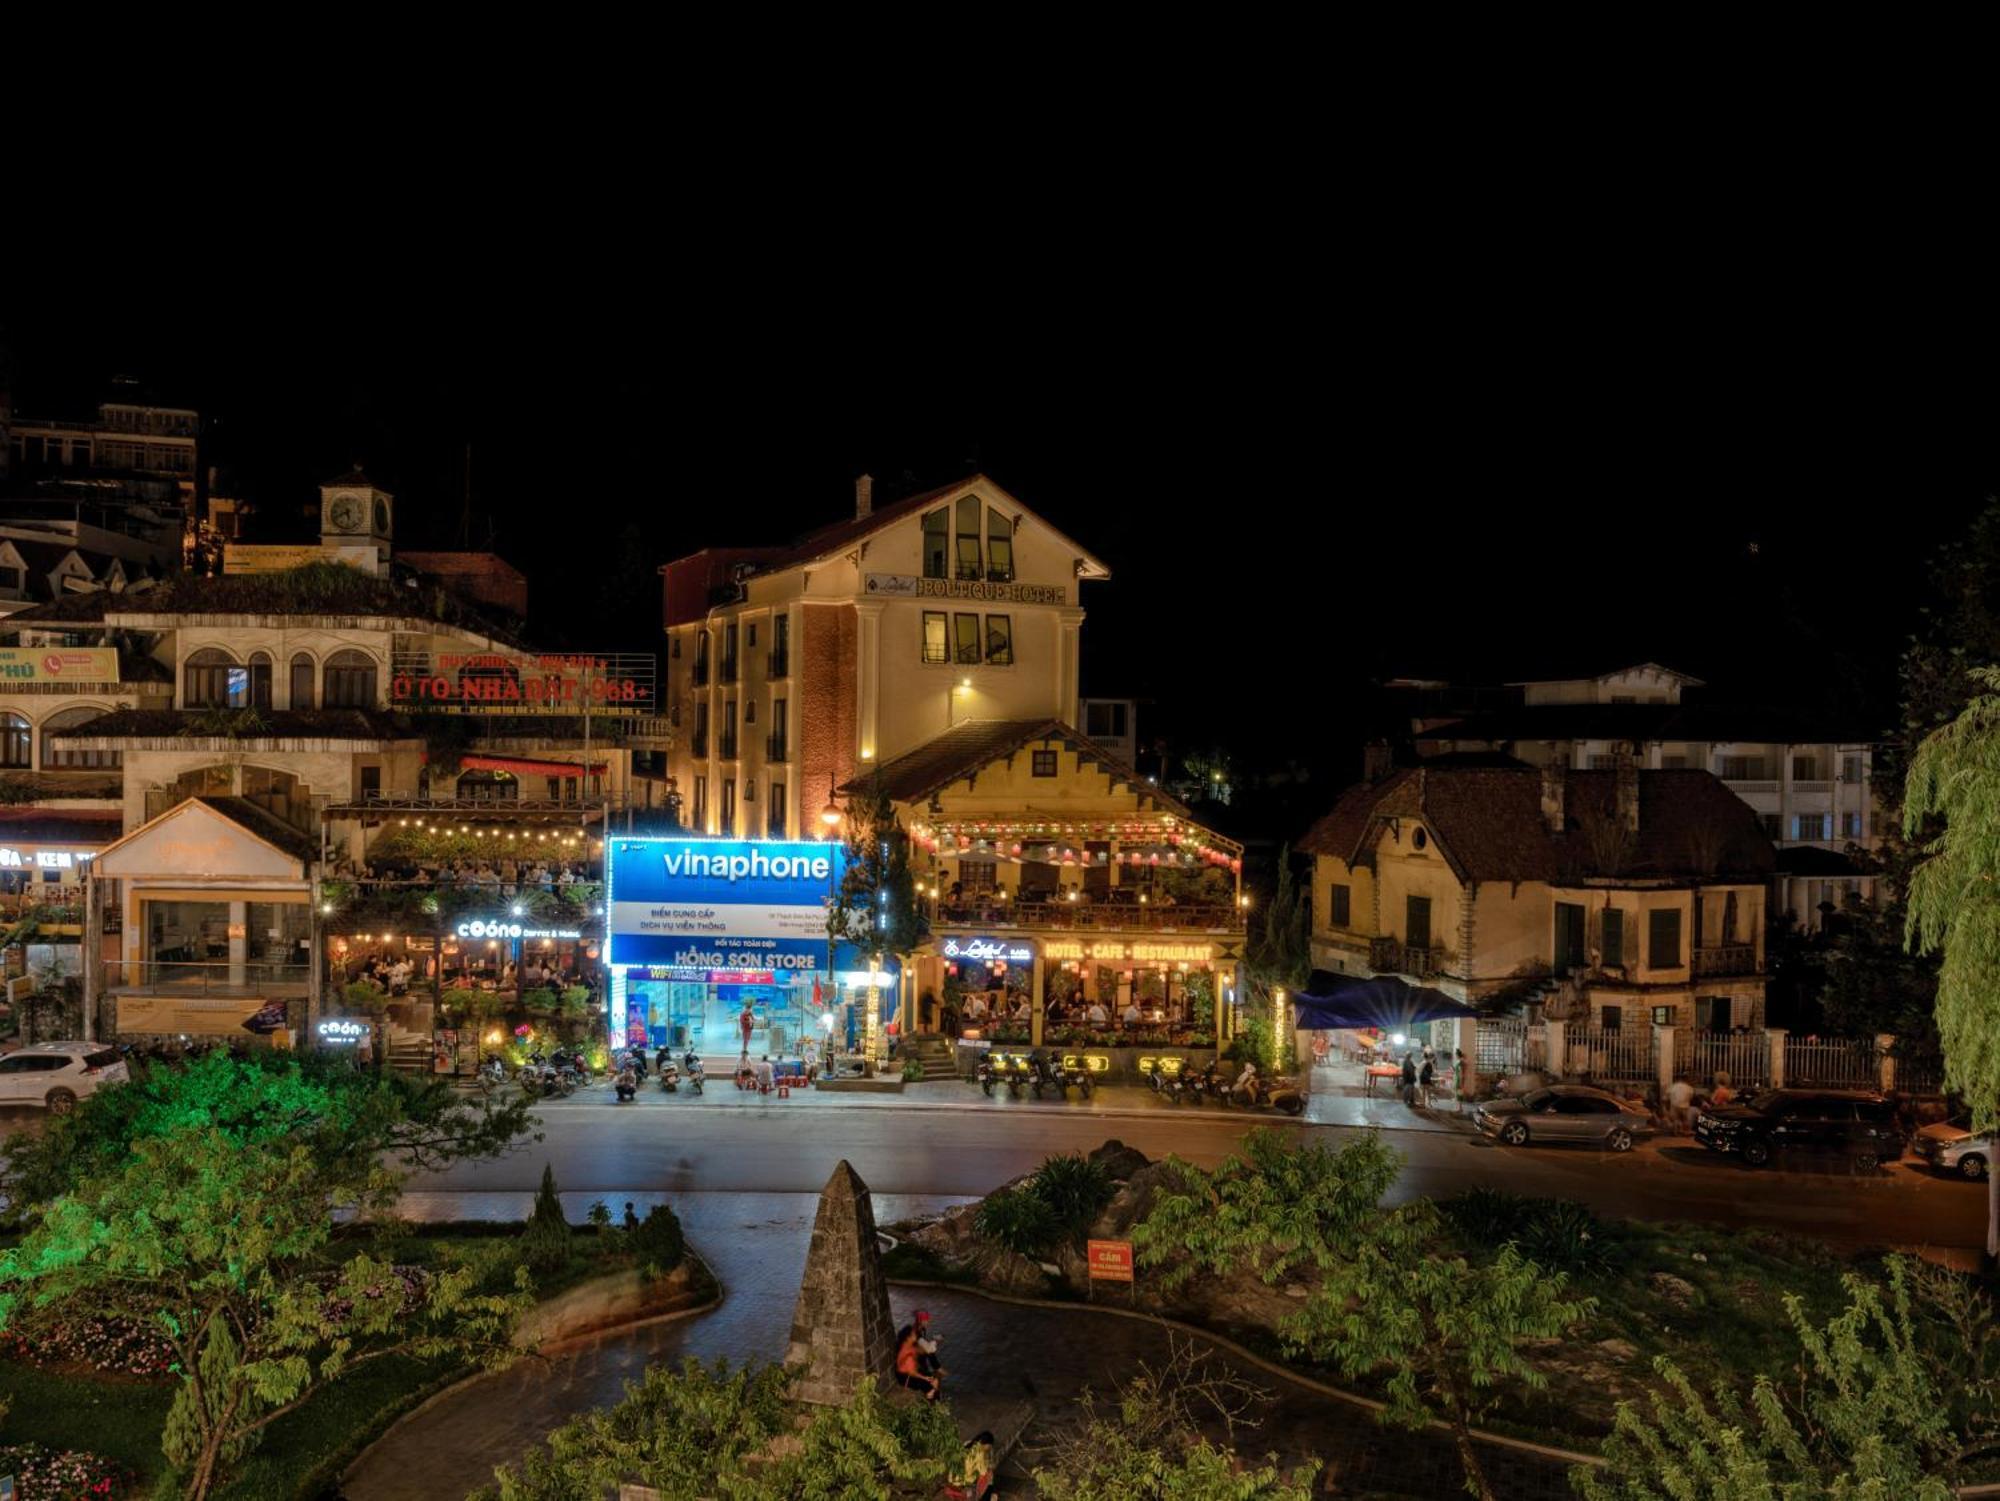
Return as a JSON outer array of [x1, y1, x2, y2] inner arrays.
[[657, 1058, 682, 1092], [683, 1049, 706, 1094], [1027, 1051, 1068, 1100], [977, 1053, 1000, 1097], [1060, 1054, 1096, 1099], [1228, 1065, 1305, 1116]]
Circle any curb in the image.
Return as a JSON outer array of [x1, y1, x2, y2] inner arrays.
[[885, 1277, 1605, 1471]]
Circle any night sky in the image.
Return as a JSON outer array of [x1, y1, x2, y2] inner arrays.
[[5, 279, 1996, 796]]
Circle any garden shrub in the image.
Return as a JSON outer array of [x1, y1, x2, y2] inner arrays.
[[630, 1204, 686, 1276], [1032, 1152, 1113, 1242], [976, 1186, 1062, 1257], [521, 1164, 571, 1273], [902, 1056, 925, 1082]]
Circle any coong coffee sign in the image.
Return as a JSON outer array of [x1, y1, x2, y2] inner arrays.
[[388, 650, 656, 714], [940, 936, 1034, 964], [456, 918, 582, 941]]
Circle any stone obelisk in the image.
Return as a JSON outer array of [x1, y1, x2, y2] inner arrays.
[[783, 1159, 898, 1404]]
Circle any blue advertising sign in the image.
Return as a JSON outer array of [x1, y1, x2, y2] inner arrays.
[[606, 838, 847, 971]]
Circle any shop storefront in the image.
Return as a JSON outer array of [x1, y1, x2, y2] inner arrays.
[[606, 837, 875, 1063]]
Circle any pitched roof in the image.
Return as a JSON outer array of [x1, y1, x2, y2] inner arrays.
[[46, 708, 401, 742], [842, 718, 1191, 817], [674, 474, 1109, 583], [193, 797, 320, 862], [0, 808, 124, 845], [1504, 661, 1705, 688], [1299, 766, 1774, 883], [1421, 701, 1880, 747]]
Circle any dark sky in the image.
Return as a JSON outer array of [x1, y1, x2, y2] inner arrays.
[[5, 261, 1996, 786]]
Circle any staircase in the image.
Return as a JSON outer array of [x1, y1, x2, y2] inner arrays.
[[384, 1020, 432, 1075], [901, 1033, 960, 1082]]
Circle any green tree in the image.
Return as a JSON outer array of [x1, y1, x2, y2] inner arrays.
[[827, 776, 927, 962], [1574, 1259, 1961, 1501], [1904, 664, 2000, 1256], [522, 1163, 572, 1273], [0, 1048, 538, 1227], [1245, 844, 1311, 1005], [0, 1129, 530, 1501]]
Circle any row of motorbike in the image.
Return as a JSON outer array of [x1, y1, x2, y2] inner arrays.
[[1144, 1057, 1305, 1115], [976, 1050, 1096, 1099], [479, 1047, 708, 1101]]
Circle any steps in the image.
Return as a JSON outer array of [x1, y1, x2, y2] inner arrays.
[[901, 1033, 960, 1082]]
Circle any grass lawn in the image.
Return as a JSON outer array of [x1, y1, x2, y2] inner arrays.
[[0, 1222, 653, 1499]]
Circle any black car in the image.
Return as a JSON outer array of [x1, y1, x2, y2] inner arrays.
[[1692, 1089, 1904, 1170]]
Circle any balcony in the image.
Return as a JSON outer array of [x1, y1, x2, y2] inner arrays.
[[1370, 936, 1445, 979], [719, 657, 739, 686], [1790, 780, 1833, 796], [767, 731, 789, 763], [718, 736, 739, 760], [1693, 943, 1759, 977], [691, 661, 710, 688], [1724, 779, 1779, 796], [105, 959, 310, 999], [766, 649, 790, 679], [934, 898, 1245, 934], [691, 734, 708, 758]]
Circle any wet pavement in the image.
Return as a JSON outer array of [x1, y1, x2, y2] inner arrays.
[[347, 1189, 1581, 1501]]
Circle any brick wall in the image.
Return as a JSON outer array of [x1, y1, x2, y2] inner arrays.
[[799, 602, 856, 814]]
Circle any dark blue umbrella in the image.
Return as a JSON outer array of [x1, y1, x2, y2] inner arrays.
[[1289, 970, 1477, 1031]]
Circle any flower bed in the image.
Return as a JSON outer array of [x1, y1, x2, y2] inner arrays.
[[0, 1441, 133, 1498], [1, 1317, 177, 1378]]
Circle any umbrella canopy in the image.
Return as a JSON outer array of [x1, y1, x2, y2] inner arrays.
[[1289, 970, 1477, 1031]]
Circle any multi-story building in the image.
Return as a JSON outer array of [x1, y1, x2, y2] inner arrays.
[[1, 470, 666, 1053], [659, 474, 1105, 842], [1395, 663, 1880, 928], [1301, 759, 1775, 1031]]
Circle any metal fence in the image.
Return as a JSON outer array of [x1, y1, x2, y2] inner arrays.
[[1566, 1025, 1653, 1082], [1477, 1018, 1531, 1076], [1682, 1032, 1770, 1090], [1783, 1037, 1880, 1089], [1898, 1052, 1947, 1096]]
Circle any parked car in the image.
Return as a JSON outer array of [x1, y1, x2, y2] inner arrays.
[[0, 1042, 130, 1114], [1471, 1084, 1655, 1153], [1693, 1088, 1903, 1170], [1911, 1118, 1992, 1180]]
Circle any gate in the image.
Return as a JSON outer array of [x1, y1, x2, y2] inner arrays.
[[1783, 1037, 1879, 1089]]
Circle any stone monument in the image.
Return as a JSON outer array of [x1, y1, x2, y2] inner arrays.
[[784, 1158, 897, 1404]]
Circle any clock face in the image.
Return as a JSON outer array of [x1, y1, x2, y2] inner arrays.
[[373, 498, 390, 535], [329, 497, 363, 531]]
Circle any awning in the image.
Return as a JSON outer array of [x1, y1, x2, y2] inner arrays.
[[1289, 970, 1479, 1030], [458, 755, 608, 778]]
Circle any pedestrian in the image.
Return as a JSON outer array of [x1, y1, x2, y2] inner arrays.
[[1400, 1050, 1418, 1106], [1418, 1052, 1435, 1109], [1453, 1047, 1468, 1110], [1709, 1071, 1736, 1109], [739, 1001, 755, 1061], [1667, 1074, 1695, 1135], [622, 1201, 640, 1232]]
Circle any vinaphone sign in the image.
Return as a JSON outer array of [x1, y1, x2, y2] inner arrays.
[[605, 838, 847, 972]]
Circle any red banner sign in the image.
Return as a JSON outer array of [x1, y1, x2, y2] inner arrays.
[[1086, 1239, 1134, 1282]]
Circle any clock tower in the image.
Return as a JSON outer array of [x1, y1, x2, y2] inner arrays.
[[318, 464, 393, 574]]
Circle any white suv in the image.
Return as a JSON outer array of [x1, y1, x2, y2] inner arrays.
[[0, 1042, 130, 1114]]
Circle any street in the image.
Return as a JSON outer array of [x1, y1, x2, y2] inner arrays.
[[393, 1088, 1990, 1254]]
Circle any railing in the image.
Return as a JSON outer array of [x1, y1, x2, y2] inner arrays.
[[1676, 1031, 1770, 1089], [767, 731, 789, 763], [1692, 943, 1758, 976], [766, 650, 789, 678], [1475, 1018, 1545, 1077], [105, 960, 310, 996], [1789, 780, 1833, 796], [719, 657, 739, 685], [1784, 1036, 1880, 1089], [1369, 937, 1445, 979], [934, 900, 1244, 933], [691, 734, 708, 758], [1566, 1025, 1653, 1082], [718, 736, 738, 759], [327, 795, 612, 814], [1723, 779, 1779, 795], [691, 661, 709, 687]]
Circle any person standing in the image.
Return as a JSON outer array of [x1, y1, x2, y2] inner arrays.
[[1667, 1074, 1695, 1135], [1400, 1050, 1418, 1106], [1418, 1051, 1436, 1109], [739, 1001, 756, 1061]]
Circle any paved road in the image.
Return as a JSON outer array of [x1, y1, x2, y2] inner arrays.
[[396, 1086, 1989, 1253]]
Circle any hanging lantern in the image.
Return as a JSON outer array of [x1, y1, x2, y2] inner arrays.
[[1011, 842, 1023, 857]]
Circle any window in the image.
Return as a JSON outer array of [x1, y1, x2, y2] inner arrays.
[[39, 706, 120, 769], [247, 652, 273, 710], [692, 702, 709, 757], [1330, 883, 1351, 927], [693, 632, 710, 685], [747, 623, 757, 648], [1795, 813, 1830, 840], [955, 494, 982, 580], [1086, 702, 1129, 739], [720, 624, 738, 682], [322, 650, 378, 708], [289, 653, 315, 710], [1837, 810, 1860, 839], [770, 698, 788, 759], [692, 776, 707, 829], [360, 765, 381, 798], [922, 508, 949, 579], [1554, 901, 1587, 973], [1841, 754, 1863, 783], [1720, 755, 1767, 780], [1601, 1004, 1623, 1030], [1660, 754, 1689, 769], [1760, 813, 1782, 838], [1031, 749, 1058, 777], [771, 614, 790, 675], [768, 781, 785, 837], [953, 613, 980, 665], [744, 779, 755, 802], [182, 647, 240, 708], [1405, 895, 1432, 950], [744, 700, 756, 725], [1601, 907, 1625, 968], [720, 778, 736, 836], [671, 636, 681, 660], [984, 615, 1013, 666], [1648, 908, 1682, 968], [922, 612, 949, 664], [721, 701, 737, 758], [1587, 754, 1616, 769], [1610, 694, 1637, 704], [1791, 754, 1820, 781], [985, 508, 1014, 582], [0, 713, 28, 769]]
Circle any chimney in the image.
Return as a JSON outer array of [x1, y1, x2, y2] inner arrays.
[[1362, 740, 1395, 783], [1540, 762, 1566, 833], [1615, 750, 1640, 832], [855, 473, 873, 520]]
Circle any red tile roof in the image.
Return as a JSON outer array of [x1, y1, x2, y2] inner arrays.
[[1299, 766, 1773, 883], [841, 718, 1194, 819]]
